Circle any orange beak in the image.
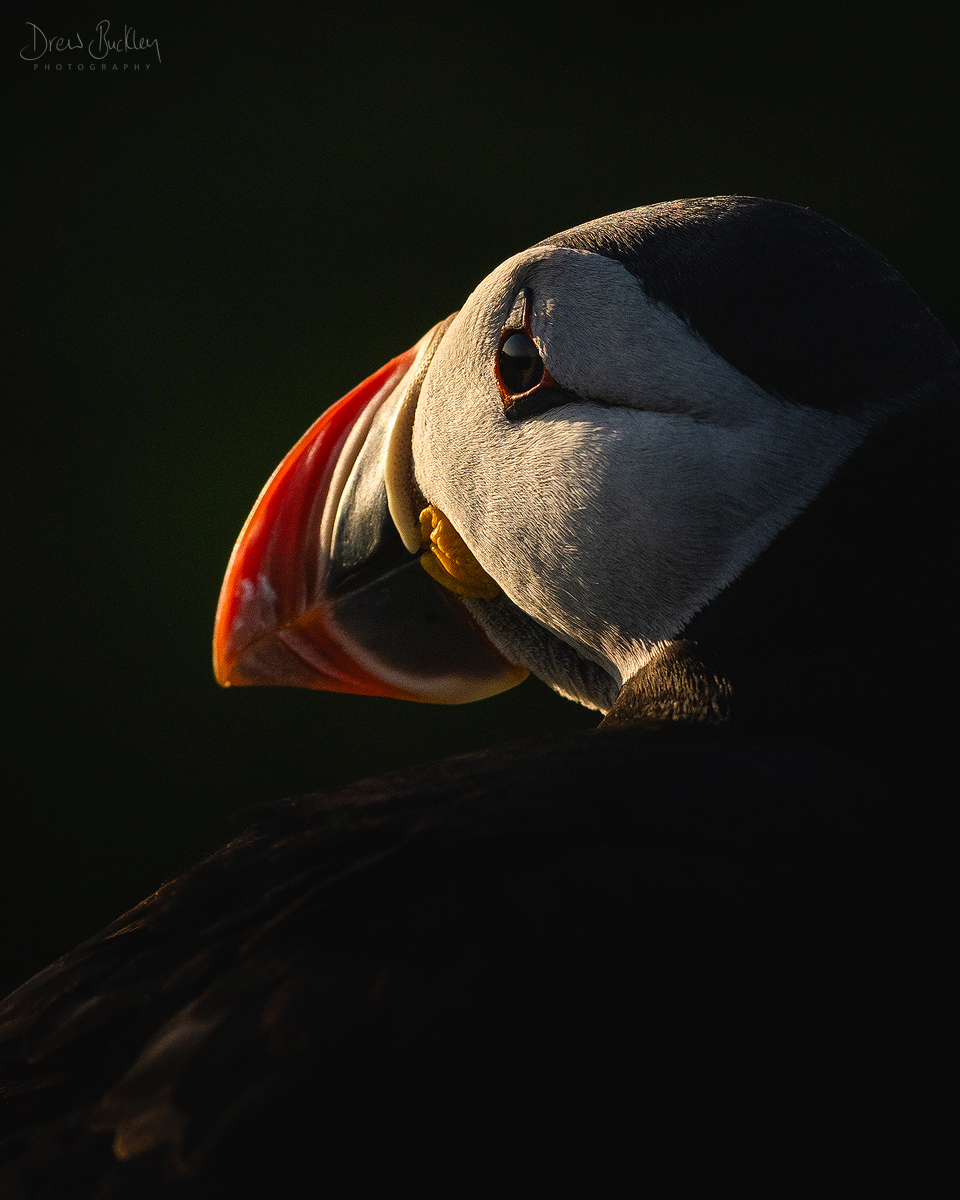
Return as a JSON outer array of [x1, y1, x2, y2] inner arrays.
[[213, 320, 527, 704]]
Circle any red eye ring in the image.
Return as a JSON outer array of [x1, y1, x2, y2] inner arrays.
[[494, 290, 568, 414]]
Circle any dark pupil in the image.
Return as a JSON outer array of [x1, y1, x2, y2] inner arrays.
[[499, 331, 544, 394]]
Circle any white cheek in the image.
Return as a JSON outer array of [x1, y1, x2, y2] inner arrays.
[[414, 348, 669, 673], [417, 381, 863, 682], [411, 245, 870, 685]]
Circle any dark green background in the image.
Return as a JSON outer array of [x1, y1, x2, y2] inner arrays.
[[6, 5, 957, 997]]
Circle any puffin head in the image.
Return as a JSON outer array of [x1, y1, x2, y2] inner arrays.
[[214, 197, 958, 725]]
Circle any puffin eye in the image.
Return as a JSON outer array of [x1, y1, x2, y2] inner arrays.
[[497, 331, 545, 395]]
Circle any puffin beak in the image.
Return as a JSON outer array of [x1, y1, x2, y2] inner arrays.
[[213, 317, 528, 704]]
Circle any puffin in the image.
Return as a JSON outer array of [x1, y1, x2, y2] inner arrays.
[[1, 198, 957, 1196]]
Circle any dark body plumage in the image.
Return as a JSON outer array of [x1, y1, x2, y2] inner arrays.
[[3, 733, 950, 1196], [2, 200, 957, 1195]]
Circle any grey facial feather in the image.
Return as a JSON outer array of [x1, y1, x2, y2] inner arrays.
[[412, 246, 879, 707]]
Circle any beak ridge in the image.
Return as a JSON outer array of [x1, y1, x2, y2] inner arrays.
[[213, 321, 528, 704]]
